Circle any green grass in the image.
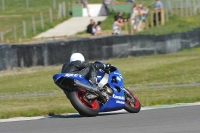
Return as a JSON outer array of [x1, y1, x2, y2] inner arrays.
[[0, 66, 60, 94], [0, 94, 76, 119], [139, 15, 200, 35], [0, 47, 200, 118], [135, 86, 200, 106], [0, 0, 73, 40], [1, 86, 200, 119], [114, 50, 200, 87]]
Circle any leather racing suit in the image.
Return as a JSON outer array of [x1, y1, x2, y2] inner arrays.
[[61, 61, 105, 86]]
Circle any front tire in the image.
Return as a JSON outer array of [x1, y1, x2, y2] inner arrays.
[[67, 89, 100, 117], [124, 89, 141, 113]]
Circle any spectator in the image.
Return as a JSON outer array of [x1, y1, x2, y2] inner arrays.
[[86, 19, 95, 35], [137, 4, 143, 32], [114, 11, 128, 22], [95, 21, 102, 35], [154, 0, 163, 11], [112, 16, 123, 35], [154, 0, 163, 26], [140, 5, 149, 29], [78, 0, 91, 17], [102, 0, 116, 14], [103, 0, 111, 15], [130, 3, 139, 33], [92, 21, 96, 35]]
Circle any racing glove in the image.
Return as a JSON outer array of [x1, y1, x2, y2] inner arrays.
[[104, 63, 111, 69]]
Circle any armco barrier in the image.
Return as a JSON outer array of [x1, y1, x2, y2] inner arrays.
[[0, 45, 17, 70], [0, 28, 200, 71]]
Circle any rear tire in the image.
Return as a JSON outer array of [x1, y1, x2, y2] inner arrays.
[[67, 89, 100, 117], [124, 89, 141, 113]]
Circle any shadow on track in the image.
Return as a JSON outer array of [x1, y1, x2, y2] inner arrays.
[[48, 112, 128, 119]]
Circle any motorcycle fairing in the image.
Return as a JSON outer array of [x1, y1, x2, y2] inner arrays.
[[53, 73, 88, 83], [53, 73, 89, 92], [99, 67, 125, 112]]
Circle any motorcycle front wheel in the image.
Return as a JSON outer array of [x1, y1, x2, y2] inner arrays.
[[124, 89, 141, 113], [67, 88, 100, 117]]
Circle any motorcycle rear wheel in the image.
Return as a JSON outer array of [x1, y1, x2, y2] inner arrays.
[[124, 89, 141, 113], [67, 88, 100, 117]]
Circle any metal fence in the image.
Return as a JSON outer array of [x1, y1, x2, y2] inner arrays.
[[162, 0, 200, 17], [0, 0, 72, 42]]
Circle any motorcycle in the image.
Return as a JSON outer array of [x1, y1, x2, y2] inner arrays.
[[53, 61, 141, 117]]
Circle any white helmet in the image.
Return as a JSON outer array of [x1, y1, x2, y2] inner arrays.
[[70, 53, 85, 62]]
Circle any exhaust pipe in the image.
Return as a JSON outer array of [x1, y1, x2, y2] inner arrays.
[[74, 80, 96, 91], [74, 80, 107, 103]]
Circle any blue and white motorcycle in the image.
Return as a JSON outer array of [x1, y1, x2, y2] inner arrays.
[[53, 61, 141, 117]]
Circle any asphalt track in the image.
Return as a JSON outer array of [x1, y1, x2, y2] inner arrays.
[[1, 105, 200, 133]]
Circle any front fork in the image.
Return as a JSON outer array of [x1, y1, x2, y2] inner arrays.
[[123, 87, 135, 104]]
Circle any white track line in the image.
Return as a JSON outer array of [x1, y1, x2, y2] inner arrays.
[[0, 116, 50, 123], [1, 102, 200, 123]]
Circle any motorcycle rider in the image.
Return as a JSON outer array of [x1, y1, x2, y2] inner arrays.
[[61, 53, 111, 91]]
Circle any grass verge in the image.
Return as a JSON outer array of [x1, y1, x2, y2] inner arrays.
[[134, 86, 200, 106], [139, 14, 200, 35], [0, 86, 200, 119], [0, 94, 76, 119]]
